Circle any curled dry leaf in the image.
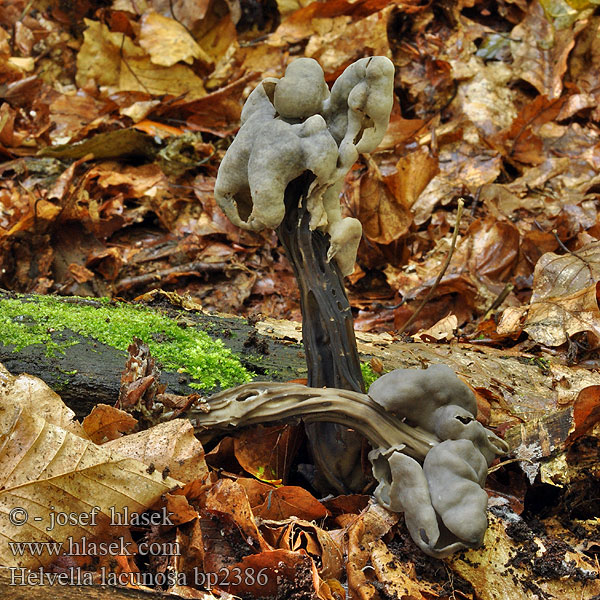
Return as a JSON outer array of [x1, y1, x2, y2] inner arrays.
[[346, 502, 398, 600], [260, 518, 343, 580]]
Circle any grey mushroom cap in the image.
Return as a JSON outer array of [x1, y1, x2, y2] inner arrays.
[[367, 364, 509, 557], [214, 56, 395, 276], [368, 364, 479, 429]]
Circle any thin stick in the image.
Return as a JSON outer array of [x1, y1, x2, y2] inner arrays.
[[398, 198, 465, 335]]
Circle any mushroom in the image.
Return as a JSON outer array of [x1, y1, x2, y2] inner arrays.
[[214, 56, 395, 494], [184, 363, 509, 557]]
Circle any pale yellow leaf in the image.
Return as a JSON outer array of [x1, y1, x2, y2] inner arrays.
[[0, 365, 180, 569], [413, 314, 458, 342], [76, 19, 205, 99], [0, 363, 85, 438], [139, 11, 212, 67]]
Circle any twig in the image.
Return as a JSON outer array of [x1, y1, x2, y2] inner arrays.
[[482, 282, 514, 321], [398, 198, 464, 335], [115, 261, 233, 292]]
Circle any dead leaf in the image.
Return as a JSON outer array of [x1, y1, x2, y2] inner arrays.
[[496, 95, 568, 165], [104, 419, 208, 484], [260, 518, 344, 580], [384, 147, 439, 209], [354, 157, 413, 245], [0, 364, 180, 569], [82, 403, 138, 443], [523, 242, 600, 346], [76, 19, 206, 99], [412, 314, 458, 342], [0, 363, 85, 437], [139, 11, 212, 67], [466, 218, 520, 282], [510, 1, 583, 99], [566, 385, 600, 444], [346, 502, 398, 600], [253, 486, 329, 521], [234, 424, 301, 484]]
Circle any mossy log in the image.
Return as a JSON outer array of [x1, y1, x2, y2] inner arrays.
[[0, 290, 310, 417]]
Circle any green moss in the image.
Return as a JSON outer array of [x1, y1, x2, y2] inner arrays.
[[361, 362, 380, 389], [0, 295, 252, 390]]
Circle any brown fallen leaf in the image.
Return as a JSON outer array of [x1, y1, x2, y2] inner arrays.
[[0, 364, 180, 569], [466, 217, 520, 282], [76, 19, 206, 99], [412, 314, 458, 342], [522, 242, 600, 346], [233, 423, 302, 484], [510, 0, 583, 99], [259, 518, 344, 580], [495, 95, 568, 165], [104, 419, 208, 484], [566, 385, 600, 444], [82, 403, 138, 443], [346, 502, 398, 600], [139, 11, 212, 68], [253, 485, 330, 521], [353, 156, 413, 245], [204, 478, 272, 553]]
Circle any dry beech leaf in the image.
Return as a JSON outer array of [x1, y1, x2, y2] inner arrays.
[[412, 314, 458, 342], [233, 423, 301, 484], [204, 478, 272, 552], [82, 403, 138, 443], [223, 549, 325, 598], [0, 363, 86, 437], [76, 19, 206, 99], [510, 1, 583, 99], [103, 418, 208, 484], [523, 242, 600, 346], [139, 11, 212, 67], [384, 146, 439, 210], [260, 518, 343, 580], [0, 370, 180, 569], [566, 385, 600, 444], [252, 486, 329, 521], [496, 95, 567, 165], [346, 502, 398, 600], [356, 157, 413, 245], [466, 218, 520, 282]]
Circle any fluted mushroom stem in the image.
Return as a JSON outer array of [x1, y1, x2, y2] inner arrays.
[[275, 172, 368, 494], [185, 382, 439, 460]]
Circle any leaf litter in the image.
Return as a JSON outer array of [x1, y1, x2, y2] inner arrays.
[[1, 0, 600, 597]]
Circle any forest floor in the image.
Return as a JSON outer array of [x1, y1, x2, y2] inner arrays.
[[1, 0, 600, 598]]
